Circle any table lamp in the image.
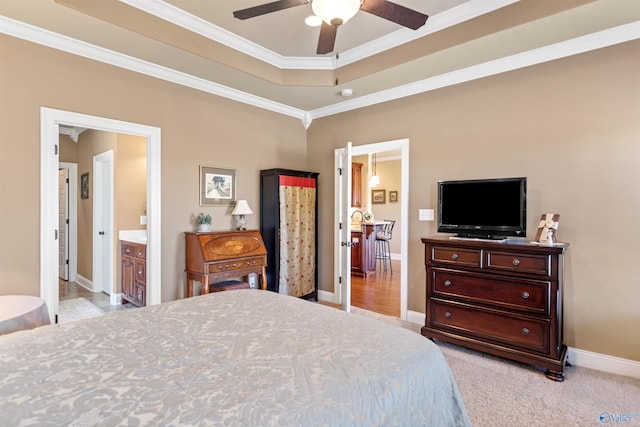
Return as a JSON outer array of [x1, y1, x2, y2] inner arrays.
[[231, 200, 253, 230]]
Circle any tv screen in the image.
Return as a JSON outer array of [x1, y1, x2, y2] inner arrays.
[[437, 177, 526, 239]]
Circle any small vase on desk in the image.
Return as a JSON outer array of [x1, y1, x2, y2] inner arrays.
[[198, 224, 211, 232]]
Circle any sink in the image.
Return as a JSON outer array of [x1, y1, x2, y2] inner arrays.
[[351, 222, 363, 229], [119, 230, 147, 245]]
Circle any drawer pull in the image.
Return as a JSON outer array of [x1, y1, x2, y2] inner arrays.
[[451, 253, 459, 260], [443, 280, 452, 287], [512, 258, 521, 266], [522, 291, 530, 299], [444, 311, 452, 319], [521, 328, 530, 336]]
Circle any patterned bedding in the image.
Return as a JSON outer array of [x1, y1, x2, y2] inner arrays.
[[0, 290, 470, 426]]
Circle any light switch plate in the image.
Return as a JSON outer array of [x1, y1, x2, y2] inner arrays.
[[419, 209, 434, 221]]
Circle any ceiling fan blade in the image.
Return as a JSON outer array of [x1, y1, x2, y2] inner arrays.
[[361, 0, 428, 30], [233, 0, 309, 20], [317, 22, 338, 55]]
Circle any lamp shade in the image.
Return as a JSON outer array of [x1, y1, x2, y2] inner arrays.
[[231, 200, 253, 216], [312, 0, 361, 26]]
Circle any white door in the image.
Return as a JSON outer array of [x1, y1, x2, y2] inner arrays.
[[58, 169, 69, 280], [93, 150, 114, 295], [335, 142, 352, 311]]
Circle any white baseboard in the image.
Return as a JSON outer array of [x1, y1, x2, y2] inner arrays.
[[318, 293, 640, 381], [74, 275, 93, 291], [567, 347, 640, 380]]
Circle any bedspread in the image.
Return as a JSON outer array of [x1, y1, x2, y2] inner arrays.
[[0, 290, 470, 426]]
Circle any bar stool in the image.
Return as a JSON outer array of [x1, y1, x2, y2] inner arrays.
[[375, 220, 395, 273]]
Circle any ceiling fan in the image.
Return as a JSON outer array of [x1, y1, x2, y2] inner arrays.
[[233, 0, 429, 55]]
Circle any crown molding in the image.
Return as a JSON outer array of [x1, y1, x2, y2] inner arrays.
[[336, 0, 518, 67], [0, 16, 307, 123], [2, 16, 639, 129], [121, 0, 517, 70], [309, 21, 640, 121], [120, 0, 335, 70]]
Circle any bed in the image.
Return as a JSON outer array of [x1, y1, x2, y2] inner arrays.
[[0, 290, 470, 426]]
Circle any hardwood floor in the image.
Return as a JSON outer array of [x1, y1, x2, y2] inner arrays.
[[351, 259, 401, 317]]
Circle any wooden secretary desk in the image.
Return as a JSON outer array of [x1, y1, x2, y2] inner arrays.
[[185, 230, 268, 297]]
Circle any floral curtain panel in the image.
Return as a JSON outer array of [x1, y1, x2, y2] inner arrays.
[[278, 176, 316, 297]]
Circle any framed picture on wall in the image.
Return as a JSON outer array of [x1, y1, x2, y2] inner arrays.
[[200, 165, 236, 206], [389, 191, 398, 203], [81, 172, 89, 199], [371, 189, 386, 204]]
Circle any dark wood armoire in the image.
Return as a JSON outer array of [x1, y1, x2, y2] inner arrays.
[[260, 169, 319, 300]]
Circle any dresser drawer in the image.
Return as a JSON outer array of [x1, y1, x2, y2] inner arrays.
[[208, 256, 265, 274], [430, 301, 549, 353], [486, 251, 550, 276], [431, 269, 549, 315], [430, 246, 481, 268]]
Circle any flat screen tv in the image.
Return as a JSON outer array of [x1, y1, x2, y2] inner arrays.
[[437, 177, 526, 239]]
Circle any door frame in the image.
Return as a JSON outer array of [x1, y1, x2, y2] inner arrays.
[[41, 107, 161, 321], [334, 138, 409, 320], [59, 162, 78, 282], [92, 150, 115, 296]]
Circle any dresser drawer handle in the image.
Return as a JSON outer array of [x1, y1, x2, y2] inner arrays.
[[451, 253, 459, 260], [521, 328, 530, 336], [443, 280, 452, 287], [522, 291, 530, 299], [444, 311, 452, 319], [512, 258, 520, 266]]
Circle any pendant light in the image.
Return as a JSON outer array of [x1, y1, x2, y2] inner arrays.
[[369, 152, 380, 187]]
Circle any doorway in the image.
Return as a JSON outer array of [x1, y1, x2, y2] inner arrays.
[[40, 107, 162, 322], [334, 138, 409, 320]]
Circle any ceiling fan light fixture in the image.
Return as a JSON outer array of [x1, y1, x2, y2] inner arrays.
[[305, 15, 323, 27], [312, 0, 361, 26]]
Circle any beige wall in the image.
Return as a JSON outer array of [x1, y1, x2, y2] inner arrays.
[[1, 34, 638, 361], [307, 40, 640, 361], [0, 35, 307, 302], [59, 134, 78, 163]]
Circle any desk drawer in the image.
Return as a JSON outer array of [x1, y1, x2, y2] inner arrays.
[[430, 246, 481, 268], [486, 251, 549, 276], [432, 269, 549, 315], [208, 256, 265, 274], [430, 301, 549, 353]]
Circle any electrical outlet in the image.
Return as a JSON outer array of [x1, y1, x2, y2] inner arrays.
[[419, 209, 434, 221]]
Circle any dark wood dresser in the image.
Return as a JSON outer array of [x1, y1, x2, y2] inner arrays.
[[185, 230, 267, 297], [421, 236, 569, 381]]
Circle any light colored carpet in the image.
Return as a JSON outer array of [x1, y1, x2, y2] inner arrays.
[[58, 297, 104, 324], [350, 306, 640, 427]]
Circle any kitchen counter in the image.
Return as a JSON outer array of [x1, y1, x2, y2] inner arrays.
[[351, 221, 387, 278]]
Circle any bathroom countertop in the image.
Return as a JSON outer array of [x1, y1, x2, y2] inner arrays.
[[119, 230, 147, 245]]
